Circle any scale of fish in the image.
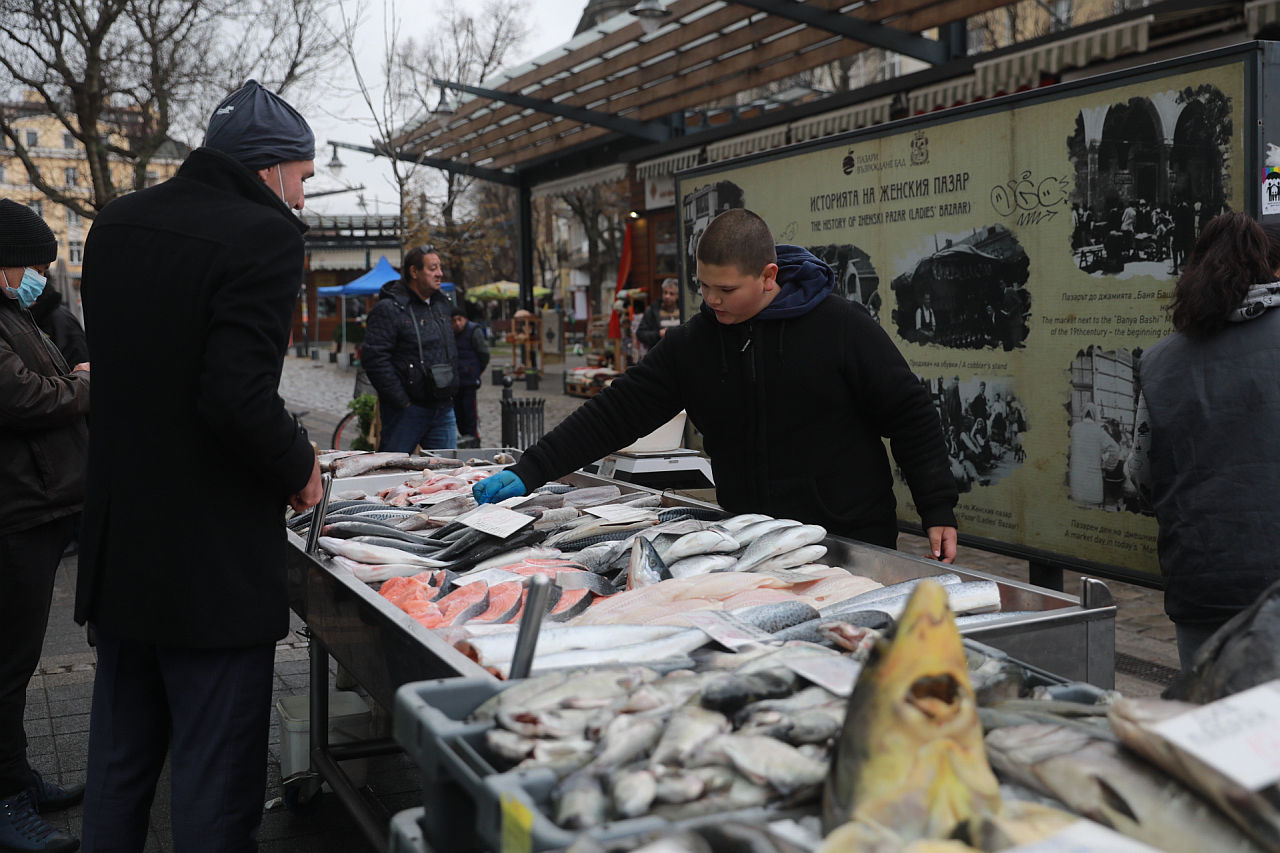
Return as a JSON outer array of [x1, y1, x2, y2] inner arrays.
[[821, 579, 1002, 845]]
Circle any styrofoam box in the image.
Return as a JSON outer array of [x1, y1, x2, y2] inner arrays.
[[618, 410, 688, 453], [276, 691, 371, 788]]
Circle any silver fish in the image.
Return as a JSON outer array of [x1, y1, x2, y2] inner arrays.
[[520, 629, 711, 676], [818, 573, 963, 615], [627, 536, 668, 589], [650, 705, 732, 767], [657, 528, 740, 563], [819, 579, 999, 620], [744, 544, 828, 573], [610, 767, 658, 819], [699, 734, 828, 795], [666, 554, 739, 578], [317, 536, 446, 567], [561, 486, 624, 507], [718, 513, 775, 533], [518, 738, 597, 778], [554, 771, 608, 829], [587, 713, 666, 771], [484, 728, 535, 763], [653, 770, 706, 805], [459, 624, 684, 666], [730, 518, 801, 546], [330, 451, 410, 478], [732, 525, 827, 573]]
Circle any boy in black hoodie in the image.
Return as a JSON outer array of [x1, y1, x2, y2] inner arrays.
[[475, 208, 959, 561]]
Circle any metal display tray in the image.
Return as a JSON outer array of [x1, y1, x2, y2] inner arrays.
[[289, 465, 1116, 716]]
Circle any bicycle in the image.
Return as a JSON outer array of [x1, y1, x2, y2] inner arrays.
[[331, 360, 377, 450]]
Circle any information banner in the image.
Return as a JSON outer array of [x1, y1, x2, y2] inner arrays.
[[676, 58, 1249, 582]]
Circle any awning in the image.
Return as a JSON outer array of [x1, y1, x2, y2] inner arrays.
[[705, 124, 791, 164], [973, 15, 1153, 97], [635, 148, 704, 179], [1246, 0, 1280, 33], [530, 163, 629, 199], [907, 76, 977, 113], [316, 255, 399, 296], [789, 97, 893, 143]]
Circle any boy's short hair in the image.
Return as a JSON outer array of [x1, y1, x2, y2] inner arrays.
[[696, 208, 777, 275]]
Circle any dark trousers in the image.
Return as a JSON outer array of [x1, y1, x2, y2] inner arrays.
[[80, 627, 275, 853], [379, 400, 457, 453], [0, 515, 77, 796], [454, 384, 479, 438]]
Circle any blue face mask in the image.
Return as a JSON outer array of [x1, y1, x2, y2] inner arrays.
[[3, 267, 47, 309]]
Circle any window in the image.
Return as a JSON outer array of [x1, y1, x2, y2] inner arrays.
[[25, 130, 38, 148], [63, 132, 75, 149], [880, 50, 902, 81], [67, 208, 82, 228], [69, 240, 83, 265], [64, 167, 78, 187], [29, 200, 42, 217], [1050, 0, 1072, 31], [145, 170, 158, 186]]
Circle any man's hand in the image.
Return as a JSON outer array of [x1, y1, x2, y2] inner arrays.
[[472, 471, 526, 504], [73, 362, 90, 373], [927, 525, 958, 564], [289, 458, 324, 513]]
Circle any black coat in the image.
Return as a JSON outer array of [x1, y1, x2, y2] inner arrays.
[[77, 147, 316, 648], [510, 295, 957, 545], [30, 287, 90, 366], [453, 319, 489, 387], [0, 297, 89, 536], [362, 281, 458, 409]]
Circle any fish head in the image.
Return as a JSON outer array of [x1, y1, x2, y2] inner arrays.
[[823, 580, 1001, 837]]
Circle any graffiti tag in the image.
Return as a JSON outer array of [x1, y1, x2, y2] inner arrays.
[[990, 171, 1071, 218]]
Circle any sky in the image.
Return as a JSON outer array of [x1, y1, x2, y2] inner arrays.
[[304, 0, 599, 215]]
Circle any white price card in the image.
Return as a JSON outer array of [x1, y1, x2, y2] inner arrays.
[[684, 610, 776, 650], [496, 495, 528, 508], [413, 490, 471, 505], [1150, 679, 1280, 791], [582, 504, 653, 523], [1005, 820, 1165, 852], [460, 504, 534, 538], [452, 568, 524, 587], [784, 655, 862, 697]]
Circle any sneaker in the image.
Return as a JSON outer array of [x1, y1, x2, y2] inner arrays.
[[0, 791, 78, 852], [25, 772, 83, 813]]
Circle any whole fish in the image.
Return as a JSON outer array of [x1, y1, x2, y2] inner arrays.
[[484, 728, 534, 764], [733, 525, 827, 573], [560, 485, 623, 507], [698, 734, 828, 795], [349, 535, 443, 556], [718, 513, 773, 532], [820, 574, 963, 615], [657, 528, 741, 564], [820, 580, 1001, 621], [1109, 694, 1280, 853], [744, 544, 828, 573], [545, 512, 659, 548], [822, 580, 1001, 839], [322, 520, 438, 544], [457, 624, 684, 666], [330, 554, 439, 583], [610, 767, 658, 819], [516, 629, 711, 676], [317, 536, 447, 567], [1164, 578, 1280, 704], [627, 536, 670, 589], [330, 451, 410, 478], [533, 507, 581, 530], [730, 518, 801, 546], [653, 771, 705, 805], [554, 771, 608, 829], [985, 723, 1266, 853], [666, 554, 739, 578], [733, 600, 821, 633], [649, 705, 732, 767], [587, 713, 666, 771]]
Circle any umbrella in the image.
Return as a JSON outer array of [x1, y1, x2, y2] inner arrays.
[[469, 281, 551, 300]]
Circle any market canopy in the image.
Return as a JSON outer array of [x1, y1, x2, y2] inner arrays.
[[317, 255, 399, 297]]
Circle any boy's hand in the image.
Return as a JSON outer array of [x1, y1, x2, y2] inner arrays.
[[927, 525, 958, 564]]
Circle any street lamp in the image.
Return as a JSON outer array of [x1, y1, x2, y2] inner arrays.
[[326, 143, 345, 177], [629, 0, 671, 35]]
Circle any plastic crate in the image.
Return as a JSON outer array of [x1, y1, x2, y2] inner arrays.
[[392, 677, 809, 853], [387, 807, 428, 853]]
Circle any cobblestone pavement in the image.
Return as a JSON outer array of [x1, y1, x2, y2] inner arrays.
[[25, 349, 1178, 852]]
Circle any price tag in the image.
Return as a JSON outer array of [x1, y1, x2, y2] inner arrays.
[[582, 504, 653, 523], [1150, 679, 1280, 791], [684, 610, 776, 649], [496, 495, 528, 508], [413, 490, 470, 505], [1004, 820, 1165, 852], [461, 504, 534, 538], [499, 792, 533, 853], [452, 568, 524, 587], [784, 655, 862, 697]]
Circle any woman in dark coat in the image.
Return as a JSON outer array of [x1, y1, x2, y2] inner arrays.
[[1129, 211, 1280, 669]]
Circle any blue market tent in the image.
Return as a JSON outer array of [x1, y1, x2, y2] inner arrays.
[[317, 255, 399, 297]]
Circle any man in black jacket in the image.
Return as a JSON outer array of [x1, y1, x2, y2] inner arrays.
[[77, 81, 322, 852], [475, 208, 959, 561], [362, 246, 459, 452], [0, 200, 89, 853]]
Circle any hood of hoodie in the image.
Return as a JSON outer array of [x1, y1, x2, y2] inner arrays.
[[29, 283, 62, 322], [697, 244, 833, 325]]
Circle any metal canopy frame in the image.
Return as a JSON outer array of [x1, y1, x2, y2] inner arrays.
[[731, 0, 950, 63]]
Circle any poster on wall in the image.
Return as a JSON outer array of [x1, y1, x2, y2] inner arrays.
[[676, 57, 1248, 582]]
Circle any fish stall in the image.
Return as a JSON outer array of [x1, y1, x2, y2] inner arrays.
[[281, 449, 1117, 849]]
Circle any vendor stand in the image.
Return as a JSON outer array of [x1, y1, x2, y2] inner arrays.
[[284, 461, 1115, 850]]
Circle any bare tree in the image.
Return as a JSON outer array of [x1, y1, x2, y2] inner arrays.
[[0, 0, 347, 218], [560, 182, 628, 316]]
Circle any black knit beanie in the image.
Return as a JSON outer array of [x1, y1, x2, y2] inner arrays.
[[0, 199, 58, 267]]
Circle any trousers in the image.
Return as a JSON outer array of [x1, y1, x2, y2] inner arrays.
[[80, 627, 275, 853], [453, 384, 479, 438], [0, 515, 77, 796], [379, 400, 457, 452]]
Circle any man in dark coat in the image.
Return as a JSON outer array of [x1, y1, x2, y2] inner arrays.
[[474, 209, 959, 561], [0, 200, 89, 853], [362, 246, 459, 452], [451, 306, 489, 444], [29, 286, 88, 367], [76, 80, 322, 852]]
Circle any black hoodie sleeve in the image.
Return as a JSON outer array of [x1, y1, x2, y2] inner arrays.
[[844, 307, 958, 531], [635, 303, 662, 346], [509, 334, 686, 490]]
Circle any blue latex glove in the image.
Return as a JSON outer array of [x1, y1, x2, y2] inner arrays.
[[473, 470, 526, 504]]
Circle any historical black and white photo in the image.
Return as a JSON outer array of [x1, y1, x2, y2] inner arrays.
[[680, 179, 745, 297], [905, 374, 1027, 494], [1067, 85, 1231, 278], [806, 242, 882, 322], [889, 225, 1031, 350], [1066, 346, 1153, 516]]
